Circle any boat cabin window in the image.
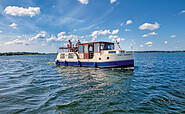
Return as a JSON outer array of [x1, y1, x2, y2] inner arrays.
[[94, 44, 99, 52], [100, 43, 114, 50], [61, 53, 65, 59], [89, 46, 93, 52], [78, 45, 83, 53], [110, 44, 114, 50], [84, 45, 88, 53], [68, 53, 73, 58]]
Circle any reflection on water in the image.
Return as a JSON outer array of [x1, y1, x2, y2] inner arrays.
[[55, 66, 134, 113]]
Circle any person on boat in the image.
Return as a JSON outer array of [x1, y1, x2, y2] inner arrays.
[[68, 40, 72, 52], [72, 44, 76, 52], [76, 40, 81, 47], [75, 40, 81, 52]]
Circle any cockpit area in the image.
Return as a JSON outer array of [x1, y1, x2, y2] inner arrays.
[[78, 42, 114, 59]]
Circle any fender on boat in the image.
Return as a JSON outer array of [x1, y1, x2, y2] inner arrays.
[[93, 62, 97, 67], [64, 60, 68, 66], [56, 60, 59, 65], [77, 60, 81, 66]]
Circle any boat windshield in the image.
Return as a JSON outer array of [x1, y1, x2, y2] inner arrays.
[[100, 43, 114, 50]]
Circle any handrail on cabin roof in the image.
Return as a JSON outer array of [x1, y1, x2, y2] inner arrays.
[[79, 41, 114, 45]]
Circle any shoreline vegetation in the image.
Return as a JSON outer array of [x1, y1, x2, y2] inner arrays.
[[0, 52, 56, 56], [128, 50, 185, 53], [0, 51, 184, 56]]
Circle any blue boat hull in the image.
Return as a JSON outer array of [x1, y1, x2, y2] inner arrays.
[[56, 60, 134, 68]]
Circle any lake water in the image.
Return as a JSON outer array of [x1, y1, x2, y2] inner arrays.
[[0, 53, 184, 113]]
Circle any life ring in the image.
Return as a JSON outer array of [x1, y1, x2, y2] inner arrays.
[[56, 60, 60, 65]]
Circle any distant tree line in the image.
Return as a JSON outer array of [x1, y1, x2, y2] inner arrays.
[[0, 52, 56, 56], [0, 51, 184, 56], [128, 50, 185, 53]]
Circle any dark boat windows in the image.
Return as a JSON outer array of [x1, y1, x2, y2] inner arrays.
[[94, 44, 99, 52], [78, 46, 83, 53], [61, 53, 65, 59], [68, 53, 73, 58], [89, 45, 93, 52], [110, 44, 114, 50], [100, 43, 114, 50]]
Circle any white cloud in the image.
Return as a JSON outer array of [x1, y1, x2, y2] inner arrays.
[[117, 38, 125, 42], [9, 23, 18, 29], [92, 36, 97, 41], [58, 34, 78, 41], [46, 35, 57, 42], [52, 44, 55, 47], [4, 39, 30, 45], [57, 32, 66, 37], [29, 31, 47, 41], [108, 35, 118, 39], [125, 29, 130, 32], [41, 43, 47, 46], [108, 35, 125, 42], [126, 20, 132, 25], [164, 41, 168, 44], [139, 22, 160, 30], [145, 41, 152, 45], [90, 31, 99, 37], [4, 6, 40, 17], [170, 35, 176, 38], [101, 30, 111, 35], [140, 45, 144, 47], [89, 29, 120, 41], [178, 10, 185, 15], [142, 32, 158, 37], [142, 34, 148, 37], [90, 29, 111, 37], [112, 38, 125, 42], [0, 31, 2, 33], [110, 0, 117, 4], [148, 32, 158, 35], [112, 29, 119, 34], [148, 45, 152, 47], [78, 0, 88, 4], [120, 23, 123, 26], [46, 31, 81, 43]]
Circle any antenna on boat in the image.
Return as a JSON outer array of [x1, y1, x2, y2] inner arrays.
[[116, 40, 122, 50], [131, 46, 134, 53]]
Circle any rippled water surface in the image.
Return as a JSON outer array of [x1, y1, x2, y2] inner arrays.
[[0, 53, 185, 113]]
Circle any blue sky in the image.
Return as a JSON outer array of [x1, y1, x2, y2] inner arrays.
[[0, 0, 184, 53]]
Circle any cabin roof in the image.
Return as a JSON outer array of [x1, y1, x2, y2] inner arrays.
[[79, 41, 114, 45]]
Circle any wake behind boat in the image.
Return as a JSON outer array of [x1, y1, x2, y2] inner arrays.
[[55, 41, 134, 68]]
